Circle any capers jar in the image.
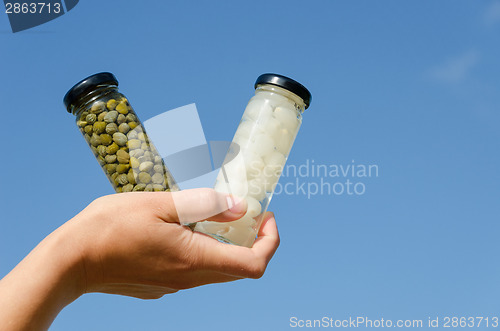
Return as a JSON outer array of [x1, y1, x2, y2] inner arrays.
[[64, 72, 178, 193]]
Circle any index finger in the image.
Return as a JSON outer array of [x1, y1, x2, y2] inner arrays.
[[147, 188, 247, 224], [201, 212, 280, 279]]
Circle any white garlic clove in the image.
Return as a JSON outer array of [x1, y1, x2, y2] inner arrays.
[[235, 120, 257, 140], [245, 196, 262, 218], [263, 151, 286, 168], [243, 98, 273, 122], [195, 221, 230, 236], [259, 91, 290, 107], [222, 216, 258, 247], [274, 128, 294, 155], [258, 116, 281, 136], [247, 177, 267, 201], [249, 132, 275, 157], [274, 106, 298, 128], [260, 169, 280, 192], [242, 151, 265, 179], [273, 106, 299, 132]]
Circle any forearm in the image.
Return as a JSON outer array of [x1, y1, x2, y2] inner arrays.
[[0, 223, 85, 331]]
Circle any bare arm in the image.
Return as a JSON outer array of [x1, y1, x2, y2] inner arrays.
[[0, 189, 280, 331]]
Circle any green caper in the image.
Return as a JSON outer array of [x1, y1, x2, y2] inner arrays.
[[106, 99, 118, 110], [106, 143, 119, 154], [86, 113, 97, 124], [138, 155, 152, 163], [154, 156, 162, 164], [153, 184, 165, 191], [130, 157, 140, 169], [113, 132, 127, 146], [116, 164, 130, 174], [97, 155, 106, 166], [153, 164, 164, 173], [110, 171, 118, 181], [90, 133, 101, 147], [145, 184, 154, 192], [126, 113, 136, 122], [138, 172, 151, 184], [127, 170, 137, 185], [122, 184, 134, 192], [139, 161, 154, 172], [141, 142, 149, 150], [117, 174, 128, 185], [152, 173, 164, 184], [98, 111, 108, 122], [93, 121, 106, 134], [97, 145, 107, 157], [105, 123, 118, 135], [84, 125, 93, 134], [128, 122, 138, 130], [129, 148, 144, 158], [105, 164, 117, 174], [116, 101, 129, 114], [116, 186, 123, 193], [118, 123, 130, 134], [133, 183, 146, 191], [127, 139, 141, 150], [104, 110, 118, 123], [105, 155, 117, 164], [117, 114, 126, 125], [77, 120, 87, 127], [90, 101, 105, 114], [127, 130, 138, 140], [99, 134, 112, 146], [116, 150, 130, 164]]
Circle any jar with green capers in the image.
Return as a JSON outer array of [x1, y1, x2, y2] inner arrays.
[[64, 72, 178, 193]]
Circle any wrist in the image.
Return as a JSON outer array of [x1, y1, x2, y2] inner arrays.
[[0, 221, 87, 330], [40, 221, 88, 303]]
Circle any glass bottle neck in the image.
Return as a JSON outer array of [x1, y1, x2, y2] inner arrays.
[[69, 84, 118, 116], [255, 84, 306, 112]]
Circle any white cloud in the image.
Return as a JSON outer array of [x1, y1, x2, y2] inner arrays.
[[429, 50, 480, 84], [484, 1, 500, 25]]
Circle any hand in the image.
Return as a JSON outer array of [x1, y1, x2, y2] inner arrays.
[[71, 188, 280, 299], [0, 188, 280, 331]]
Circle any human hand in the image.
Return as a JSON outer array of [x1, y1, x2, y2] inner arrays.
[[0, 188, 279, 331], [64, 188, 280, 299]]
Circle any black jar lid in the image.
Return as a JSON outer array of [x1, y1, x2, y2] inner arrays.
[[63, 72, 118, 113], [254, 73, 312, 109]]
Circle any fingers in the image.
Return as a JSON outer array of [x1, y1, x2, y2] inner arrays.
[[250, 212, 280, 266], [141, 188, 247, 224], [201, 212, 280, 279], [204, 194, 248, 223]]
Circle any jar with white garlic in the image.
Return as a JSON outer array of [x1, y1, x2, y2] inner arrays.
[[195, 73, 312, 247]]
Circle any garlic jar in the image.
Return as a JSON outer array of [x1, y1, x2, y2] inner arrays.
[[64, 72, 178, 193], [195, 73, 312, 247]]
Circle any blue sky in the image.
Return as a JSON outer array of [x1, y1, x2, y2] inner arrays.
[[1, 1, 499, 330]]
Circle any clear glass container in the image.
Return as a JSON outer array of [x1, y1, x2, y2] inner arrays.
[[195, 73, 312, 247], [64, 72, 178, 193]]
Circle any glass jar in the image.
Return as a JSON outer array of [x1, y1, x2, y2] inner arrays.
[[63, 72, 178, 193], [195, 73, 312, 247]]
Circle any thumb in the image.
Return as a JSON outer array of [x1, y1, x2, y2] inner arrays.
[[166, 188, 247, 225]]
